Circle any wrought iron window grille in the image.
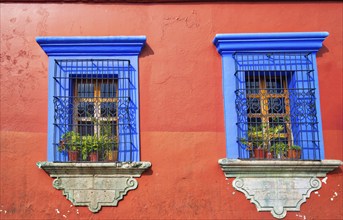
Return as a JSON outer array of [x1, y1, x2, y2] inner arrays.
[[234, 52, 321, 160], [53, 59, 137, 162]]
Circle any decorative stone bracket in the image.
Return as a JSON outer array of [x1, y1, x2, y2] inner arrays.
[[218, 159, 342, 219], [37, 161, 151, 212]]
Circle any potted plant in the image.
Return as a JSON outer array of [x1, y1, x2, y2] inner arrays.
[[241, 124, 284, 159], [58, 131, 81, 162], [81, 135, 101, 162], [271, 142, 288, 159], [240, 126, 264, 159], [103, 136, 118, 162], [288, 145, 302, 159], [98, 121, 119, 162]]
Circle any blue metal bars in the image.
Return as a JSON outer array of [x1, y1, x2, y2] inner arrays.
[[234, 52, 321, 160], [52, 59, 138, 162]]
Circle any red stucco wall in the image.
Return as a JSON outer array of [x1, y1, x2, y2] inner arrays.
[[1, 2, 342, 219]]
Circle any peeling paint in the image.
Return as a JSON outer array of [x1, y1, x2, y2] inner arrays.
[[160, 10, 200, 39], [330, 191, 339, 201], [295, 213, 307, 220], [36, 7, 49, 35], [314, 191, 321, 197]]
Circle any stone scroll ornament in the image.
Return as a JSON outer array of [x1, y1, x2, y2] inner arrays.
[[37, 161, 151, 212]]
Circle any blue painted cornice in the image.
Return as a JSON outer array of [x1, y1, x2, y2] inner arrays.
[[213, 32, 329, 55], [36, 36, 146, 56]]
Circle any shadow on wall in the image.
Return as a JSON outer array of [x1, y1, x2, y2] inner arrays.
[[141, 43, 154, 58], [330, 166, 342, 175], [142, 167, 154, 176], [317, 44, 329, 57]]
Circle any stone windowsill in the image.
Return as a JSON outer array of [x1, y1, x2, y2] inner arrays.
[[218, 159, 342, 177], [37, 161, 152, 177]]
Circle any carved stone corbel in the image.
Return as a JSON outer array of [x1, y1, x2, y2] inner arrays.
[[218, 159, 342, 219], [37, 161, 151, 212]]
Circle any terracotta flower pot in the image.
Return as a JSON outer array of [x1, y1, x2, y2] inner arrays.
[[89, 152, 98, 162], [288, 149, 301, 159], [106, 150, 118, 162], [254, 148, 265, 159], [68, 150, 78, 162]]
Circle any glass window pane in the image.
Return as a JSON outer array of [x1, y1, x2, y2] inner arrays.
[[77, 102, 94, 117], [266, 78, 284, 94], [268, 98, 286, 114], [101, 83, 117, 98], [77, 83, 94, 98], [246, 79, 260, 94], [100, 102, 117, 117], [78, 121, 94, 136], [247, 98, 261, 114], [247, 117, 262, 130]]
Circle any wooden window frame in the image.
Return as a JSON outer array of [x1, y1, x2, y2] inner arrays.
[[246, 75, 292, 146], [73, 78, 118, 137]]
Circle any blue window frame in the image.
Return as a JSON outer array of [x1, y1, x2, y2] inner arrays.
[[36, 36, 146, 162], [213, 32, 328, 160]]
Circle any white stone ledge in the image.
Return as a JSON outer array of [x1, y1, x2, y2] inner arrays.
[[37, 161, 152, 177], [218, 159, 342, 177]]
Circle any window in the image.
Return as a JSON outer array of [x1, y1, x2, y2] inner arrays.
[[235, 53, 320, 160], [214, 32, 343, 220], [37, 36, 152, 212], [213, 32, 329, 160], [75, 78, 117, 137], [36, 36, 146, 162], [53, 59, 134, 162]]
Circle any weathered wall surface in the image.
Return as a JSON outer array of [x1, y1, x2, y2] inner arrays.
[[1, 2, 342, 219]]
